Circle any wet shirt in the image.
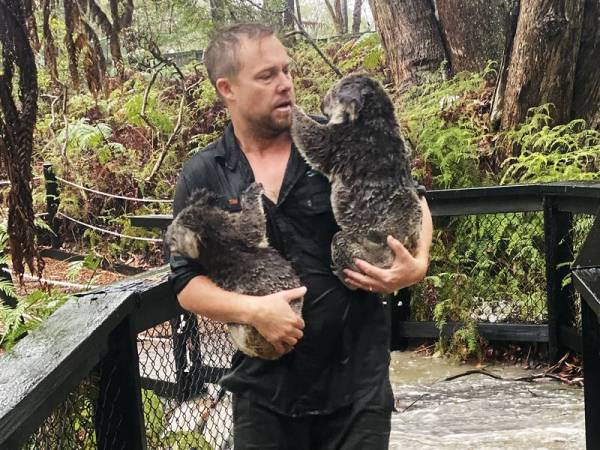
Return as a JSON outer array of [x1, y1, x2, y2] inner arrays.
[[169, 123, 394, 417]]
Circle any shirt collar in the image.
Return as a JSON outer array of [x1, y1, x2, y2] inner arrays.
[[216, 122, 242, 171]]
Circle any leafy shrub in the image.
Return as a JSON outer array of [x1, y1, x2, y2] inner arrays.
[[501, 105, 600, 183]]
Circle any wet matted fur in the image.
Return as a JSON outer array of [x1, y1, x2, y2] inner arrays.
[[165, 183, 303, 360], [291, 73, 422, 287]]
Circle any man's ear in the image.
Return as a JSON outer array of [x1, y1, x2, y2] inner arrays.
[[216, 77, 235, 102]]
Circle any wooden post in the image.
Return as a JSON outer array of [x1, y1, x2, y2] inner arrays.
[[582, 299, 600, 448], [543, 197, 575, 363], [95, 313, 147, 450], [42, 163, 61, 248]]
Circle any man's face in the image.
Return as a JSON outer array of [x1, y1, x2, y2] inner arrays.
[[225, 35, 295, 137]]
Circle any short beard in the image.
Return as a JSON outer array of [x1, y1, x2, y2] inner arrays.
[[249, 113, 291, 139]]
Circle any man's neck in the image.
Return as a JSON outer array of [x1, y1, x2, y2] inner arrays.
[[232, 120, 292, 157], [231, 119, 293, 203]]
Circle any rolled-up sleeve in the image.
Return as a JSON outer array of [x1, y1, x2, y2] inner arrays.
[[168, 172, 207, 294]]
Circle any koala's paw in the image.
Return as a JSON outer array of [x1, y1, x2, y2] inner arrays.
[[165, 220, 201, 259]]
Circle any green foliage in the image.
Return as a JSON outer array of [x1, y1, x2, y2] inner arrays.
[[142, 389, 212, 449], [501, 105, 600, 184], [122, 93, 175, 134], [66, 253, 102, 288], [0, 288, 70, 352], [400, 69, 493, 188]]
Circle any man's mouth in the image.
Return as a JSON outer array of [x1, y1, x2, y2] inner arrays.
[[274, 100, 292, 112]]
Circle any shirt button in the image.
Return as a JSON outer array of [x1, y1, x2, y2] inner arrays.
[[307, 199, 312, 207]]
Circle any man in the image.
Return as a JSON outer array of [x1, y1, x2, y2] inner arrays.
[[170, 23, 433, 449]]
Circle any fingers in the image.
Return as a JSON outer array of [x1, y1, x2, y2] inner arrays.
[[282, 286, 307, 301], [353, 258, 387, 280], [272, 342, 289, 355], [343, 267, 384, 293], [387, 235, 411, 259]]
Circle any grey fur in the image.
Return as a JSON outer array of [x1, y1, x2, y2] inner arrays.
[[165, 183, 303, 360], [291, 73, 422, 287]]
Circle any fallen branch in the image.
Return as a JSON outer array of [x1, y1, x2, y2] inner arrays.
[[440, 362, 584, 387]]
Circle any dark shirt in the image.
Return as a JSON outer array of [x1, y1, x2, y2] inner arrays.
[[170, 123, 394, 417]]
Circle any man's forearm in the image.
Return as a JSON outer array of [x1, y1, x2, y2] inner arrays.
[[177, 275, 256, 325]]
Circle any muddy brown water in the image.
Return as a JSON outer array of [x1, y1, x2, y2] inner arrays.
[[389, 351, 585, 450]]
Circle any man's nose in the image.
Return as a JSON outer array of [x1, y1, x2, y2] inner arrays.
[[276, 72, 293, 93]]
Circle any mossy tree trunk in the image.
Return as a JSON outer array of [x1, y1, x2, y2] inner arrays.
[[571, 0, 600, 129], [0, 0, 42, 277], [42, 0, 59, 84], [369, 0, 447, 89], [436, 0, 512, 74], [500, 0, 584, 129]]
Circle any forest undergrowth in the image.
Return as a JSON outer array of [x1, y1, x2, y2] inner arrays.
[[2, 33, 600, 363]]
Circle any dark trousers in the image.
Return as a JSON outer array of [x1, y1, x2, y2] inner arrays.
[[232, 394, 391, 450]]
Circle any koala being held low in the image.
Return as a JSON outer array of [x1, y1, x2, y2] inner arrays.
[[165, 183, 303, 360], [291, 73, 422, 287]]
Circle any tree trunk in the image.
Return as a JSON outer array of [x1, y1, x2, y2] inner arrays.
[[436, 0, 512, 73], [571, 0, 600, 128], [0, 0, 42, 277], [283, 0, 295, 27], [501, 0, 584, 129], [23, 0, 40, 52], [369, 0, 447, 89], [64, 0, 81, 89], [296, 0, 303, 28], [352, 0, 362, 33], [490, 0, 520, 129], [341, 0, 348, 33], [42, 0, 59, 83]]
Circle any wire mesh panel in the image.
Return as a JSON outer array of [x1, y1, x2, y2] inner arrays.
[[23, 375, 99, 450], [138, 313, 236, 449], [412, 212, 547, 325]]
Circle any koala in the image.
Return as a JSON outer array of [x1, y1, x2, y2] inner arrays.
[[291, 73, 422, 287], [165, 182, 303, 360]]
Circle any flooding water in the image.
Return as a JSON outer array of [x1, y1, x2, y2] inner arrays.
[[389, 351, 585, 450]]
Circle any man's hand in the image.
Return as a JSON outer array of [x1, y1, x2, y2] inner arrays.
[[249, 286, 306, 355], [343, 236, 429, 294], [343, 197, 433, 294]]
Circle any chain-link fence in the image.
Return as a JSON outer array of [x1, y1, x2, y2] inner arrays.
[[139, 315, 236, 450], [412, 212, 547, 325], [23, 375, 99, 450]]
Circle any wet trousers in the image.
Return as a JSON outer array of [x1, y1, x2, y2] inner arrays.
[[232, 394, 391, 450]]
